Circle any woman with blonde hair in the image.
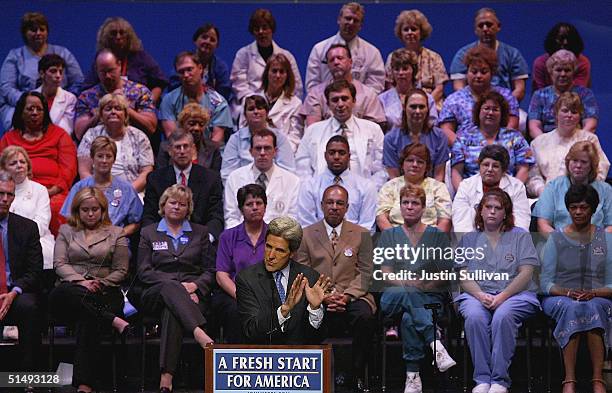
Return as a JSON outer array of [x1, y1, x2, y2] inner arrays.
[[157, 103, 221, 171], [84, 16, 167, 102], [77, 93, 154, 194], [386, 10, 448, 108], [50, 187, 130, 393], [135, 184, 216, 393], [62, 136, 142, 236], [0, 146, 54, 269]]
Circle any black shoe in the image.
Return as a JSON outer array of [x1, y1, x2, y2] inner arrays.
[[159, 387, 172, 393]]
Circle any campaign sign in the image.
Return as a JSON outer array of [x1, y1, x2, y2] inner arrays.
[[212, 348, 324, 392]]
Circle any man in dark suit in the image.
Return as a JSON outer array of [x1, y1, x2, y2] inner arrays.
[[296, 184, 375, 390], [143, 129, 224, 239], [236, 216, 330, 344], [0, 171, 43, 373]]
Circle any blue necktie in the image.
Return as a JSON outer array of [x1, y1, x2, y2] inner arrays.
[[275, 271, 286, 303]]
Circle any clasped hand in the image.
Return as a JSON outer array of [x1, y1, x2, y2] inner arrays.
[[567, 289, 595, 301]]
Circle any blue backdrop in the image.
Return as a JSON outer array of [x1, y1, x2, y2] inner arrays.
[[3, 1, 612, 163]]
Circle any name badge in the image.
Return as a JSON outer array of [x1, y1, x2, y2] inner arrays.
[[152, 241, 169, 251], [179, 236, 189, 245], [344, 248, 353, 257]]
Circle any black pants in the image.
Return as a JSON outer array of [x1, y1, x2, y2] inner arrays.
[[139, 280, 207, 374], [211, 289, 244, 343], [324, 299, 376, 375], [2, 292, 41, 371], [49, 282, 124, 388]]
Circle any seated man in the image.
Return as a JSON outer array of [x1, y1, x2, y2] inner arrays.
[[296, 80, 385, 188], [142, 129, 223, 240], [452, 145, 530, 233], [236, 216, 330, 344], [160, 51, 233, 146], [296, 184, 376, 391], [305, 2, 385, 94], [0, 170, 43, 373], [449, 8, 529, 102], [225, 129, 300, 228], [300, 44, 385, 127], [74, 49, 157, 139], [298, 135, 376, 230]]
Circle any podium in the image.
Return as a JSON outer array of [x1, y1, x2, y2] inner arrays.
[[205, 344, 332, 392]]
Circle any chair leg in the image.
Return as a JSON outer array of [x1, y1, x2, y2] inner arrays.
[[111, 332, 118, 393], [48, 324, 54, 372], [463, 332, 469, 393], [141, 324, 146, 392], [381, 333, 386, 392], [526, 324, 532, 393]]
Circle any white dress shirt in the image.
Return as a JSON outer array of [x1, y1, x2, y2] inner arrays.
[[297, 169, 377, 230], [224, 164, 300, 228], [295, 115, 387, 188], [305, 33, 385, 94]]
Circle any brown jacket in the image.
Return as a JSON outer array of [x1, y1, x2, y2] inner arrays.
[[296, 219, 375, 312]]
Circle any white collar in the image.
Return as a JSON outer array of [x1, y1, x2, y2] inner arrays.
[[323, 219, 343, 239]]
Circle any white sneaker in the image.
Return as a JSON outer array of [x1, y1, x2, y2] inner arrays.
[[488, 383, 508, 393], [404, 372, 422, 393], [430, 340, 456, 372], [472, 383, 490, 393]]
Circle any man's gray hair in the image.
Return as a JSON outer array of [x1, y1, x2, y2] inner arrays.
[[267, 216, 303, 252], [168, 128, 195, 146]]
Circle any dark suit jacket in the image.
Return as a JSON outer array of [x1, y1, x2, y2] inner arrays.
[[137, 222, 215, 297], [6, 213, 43, 293], [236, 259, 322, 344], [296, 220, 376, 312], [142, 164, 224, 238]]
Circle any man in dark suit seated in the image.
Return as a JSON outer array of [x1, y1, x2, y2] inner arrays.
[[296, 184, 376, 391], [142, 129, 224, 240], [0, 170, 43, 375], [236, 216, 331, 344]]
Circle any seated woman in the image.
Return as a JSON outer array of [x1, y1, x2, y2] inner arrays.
[[532, 22, 590, 91], [377, 143, 451, 233], [528, 92, 609, 197], [540, 184, 612, 393], [0, 91, 76, 235], [385, 10, 448, 109], [453, 145, 531, 233], [0, 12, 83, 131], [220, 95, 295, 183], [157, 103, 221, 171], [0, 146, 54, 269], [383, 88, 447, 180], [379, 49, 438, 131], [534, 141, 612, 234], [439, 46, 519, 145], [451, 91, 533, 190], [62, 136, 142, 237], [77, 93, 154, 196], [528, 49, 598, 138], [34, 54, 76, 135], [49, 187, 130, 393], [214, 184, 267, 343], [455, 188, 540, 393], [136, 184, 215, 392], [85, 17, 168, 103], [378, 183, 455, 393], [239, 53, 302, 153], [230, 8, 303, 116]]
